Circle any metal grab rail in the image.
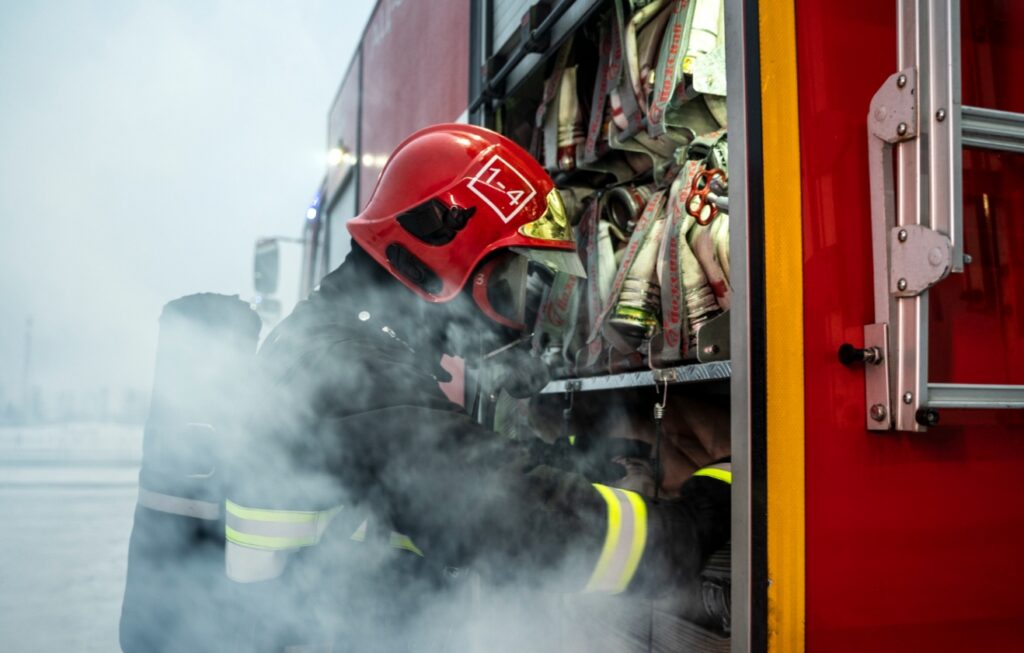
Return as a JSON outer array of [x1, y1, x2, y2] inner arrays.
[[928, 384, 1024, 410], [469, 0, 579, 114], [859, 0, 1024, 431], [962, 105, 1024, 154]]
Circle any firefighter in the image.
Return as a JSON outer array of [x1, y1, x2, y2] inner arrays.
[[224, 123, 731, 652]]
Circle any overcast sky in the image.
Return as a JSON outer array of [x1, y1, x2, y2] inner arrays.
[[0, 0, 376, 409]]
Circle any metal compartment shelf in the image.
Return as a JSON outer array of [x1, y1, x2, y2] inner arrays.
[[541, 361, 732, 394]]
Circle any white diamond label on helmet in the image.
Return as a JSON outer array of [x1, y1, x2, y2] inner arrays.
[[466, 155, 537, 224]]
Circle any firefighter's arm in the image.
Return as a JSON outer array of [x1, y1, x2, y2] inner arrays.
[[519, 461, 731, 597], [321, 405, 728, 596]]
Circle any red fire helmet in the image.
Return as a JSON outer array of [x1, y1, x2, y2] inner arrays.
[[347, 123, 584, 328]]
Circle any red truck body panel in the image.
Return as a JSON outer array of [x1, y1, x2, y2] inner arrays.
[[359, 0, 471, 210], [797, 1, 1024, 650], [326, 52, 361, 202]]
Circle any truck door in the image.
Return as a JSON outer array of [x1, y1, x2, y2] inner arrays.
[[798, 0, 1024, 650]]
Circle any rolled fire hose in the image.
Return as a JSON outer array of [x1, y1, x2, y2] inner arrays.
[[608, 208, 668, 349]]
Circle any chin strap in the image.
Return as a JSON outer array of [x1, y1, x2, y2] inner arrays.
[[470, 257, 528, 331]]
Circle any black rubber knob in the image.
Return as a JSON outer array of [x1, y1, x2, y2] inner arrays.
[[838, 343, 864, 366], [915, 408, 940, 427]]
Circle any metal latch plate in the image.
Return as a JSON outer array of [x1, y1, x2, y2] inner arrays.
[[889, 225, 953, 296], [864, 323, 891, 431]]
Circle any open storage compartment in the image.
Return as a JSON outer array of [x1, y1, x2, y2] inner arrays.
[[474, 0, 732, 406], [469, 0, 756, 649]]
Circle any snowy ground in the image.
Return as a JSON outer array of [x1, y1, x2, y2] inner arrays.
[[0, 423, 141, 652]]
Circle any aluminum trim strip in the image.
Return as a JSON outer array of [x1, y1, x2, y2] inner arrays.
[[725, 0, 759, 648], [540, 361, 732, 394]]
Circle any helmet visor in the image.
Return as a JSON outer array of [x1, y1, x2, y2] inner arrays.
[[510, 247, 586, 278], [514, 188, 585, 277], [519, 188, 574, 244]]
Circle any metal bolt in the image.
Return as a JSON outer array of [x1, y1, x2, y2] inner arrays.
[[864, 347, 883, 365], [897, 74, 907, 88], [964, 253, 973, 264], [897, 278, 908, 291], [358, 311, 371, 322], [903, 391, 914, 404], [898, 229, 908, 242], [897, 122, 908, 136], [936, 108, 946, 122], [702, 344, 720, 356], [916, 407, 940, 427], [870, 404, 888, 422]]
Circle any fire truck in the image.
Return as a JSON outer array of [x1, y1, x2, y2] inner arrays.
[[253, 0, 1024, 650]]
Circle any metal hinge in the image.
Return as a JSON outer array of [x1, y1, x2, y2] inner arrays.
[[864, 66, 919, 431], [889, 225, 952, 297]]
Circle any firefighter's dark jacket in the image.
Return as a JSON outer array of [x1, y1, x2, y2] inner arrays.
[[227, 244, 730, 642]]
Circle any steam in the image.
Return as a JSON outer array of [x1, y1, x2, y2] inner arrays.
[[120, 274, 730, 652], [0, 3, 738, 647]]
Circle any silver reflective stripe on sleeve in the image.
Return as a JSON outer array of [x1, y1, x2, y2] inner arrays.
[[226, 541, 291, 583], [584, 484, 648, 594], [137, 487, 220, 521]]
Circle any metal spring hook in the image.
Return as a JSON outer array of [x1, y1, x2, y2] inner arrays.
[[561, 387, 575, 444], [652, 381, 669, 499]]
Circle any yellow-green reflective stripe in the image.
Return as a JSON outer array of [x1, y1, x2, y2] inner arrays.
[[620, 489, 647, 591], [225, 501, 342, 552], [584, 484, 647, 594], [389, 532, 424, 557], [693, 468, 733, 484], [585, 484, 621, 592], [225, 500, 322, 523], [225, 525, 318, 550]]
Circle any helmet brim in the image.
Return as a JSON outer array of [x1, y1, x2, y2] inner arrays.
[[510, 247, 586, 278]]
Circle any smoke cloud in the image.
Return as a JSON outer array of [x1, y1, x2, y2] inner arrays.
[[0, 4, 732, 650], [119, 261, 731, 652]]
